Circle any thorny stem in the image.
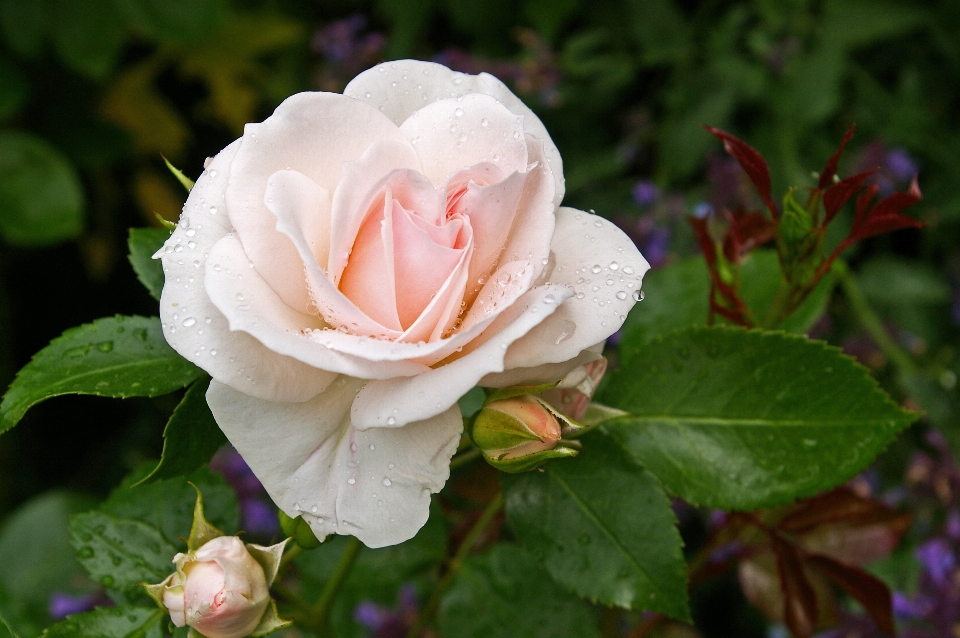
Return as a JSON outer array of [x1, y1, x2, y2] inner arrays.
[[314, 535, 363, 631], [835, 261, 917, 373], [405, 493, 504, 638]]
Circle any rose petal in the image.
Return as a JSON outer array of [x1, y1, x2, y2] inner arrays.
[[344, 59, 564, 205], [399, 93, 528, 187], [204, 233, 430, 379], [206, 378, 462, 548], [350, 281, 574, 430], [327, 140, 422, 284], [480, 342, 605, 388], [226, 92, 412, 314], [303, 258, 534, 367], [157, 141, 337, 403], [501, 207, 650, 369], [262, 170, 331, 270]]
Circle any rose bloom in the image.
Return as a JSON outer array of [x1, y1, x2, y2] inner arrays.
[[157, 60, 649, 548]]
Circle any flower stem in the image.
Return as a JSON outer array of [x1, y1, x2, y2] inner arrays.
[[314, 536, 363, 630], [405, 493, 504, 638], [834, 260, 916, 372], [449, 446, 482, 470], [278, 542, 303, 572]]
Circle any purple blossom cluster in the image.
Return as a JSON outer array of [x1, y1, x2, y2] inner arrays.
[[354, 584, 422, 638], [852, 141, 920, 196]]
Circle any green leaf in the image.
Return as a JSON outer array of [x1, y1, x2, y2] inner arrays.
[[0, 316, 201, 434], [501, 431, 689, 619], [51, 0, 123, 79], [0, 56, 28, 121], [69, 512, 177, 595], [100, 464, 239, 547], [127, 228, 169, 301], [40, 606, 164, 638], [438, 544, 602, 638], [0, 131, 84, 246], [620, 255, 708, 347], [118, 0, 227, 44], [0, 492, 92, 622], [599, 327, 916, 510], [139, 377, 226, 484], [0, 0, 48, 58]]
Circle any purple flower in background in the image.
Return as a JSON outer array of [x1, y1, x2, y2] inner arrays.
[[885, 148, 919, 182], [632, 180, 659, 207], [354, 584, 420, 638], [210, 447, 280, 539], [312, 15, 386, 92], [916, 539, 955, 586], [853, 141, 919, 195], [48, 591, 111, 619]]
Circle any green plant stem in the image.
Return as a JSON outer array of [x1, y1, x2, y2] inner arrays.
[[405, 493, 504, 638], [271, 579, 316, 618], [449, 446, 482, 470], [279, 542, 303, 571], [835, 261, 916, 372], [314, 536, 363, 631]]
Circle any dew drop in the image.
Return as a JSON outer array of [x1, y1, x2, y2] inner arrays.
[[480, 117, 489, 127], [369, 444, 375, 450], [623, 265, 634, 275], [210, 350, 217, 356], [386, 416, 396, 425], [365, 92, 371, 98], [591, 264, 602, 274], [182, 317, 197, 327], [543, 294, 556, 304], [609, 261, 619, 270], [311, 506, 318, 513], [616, 291, 627, 300], [209, 206, 217, 215], [350, 442, 357, 452], [236, 293, 244, 301], [455, 107, 463, 117], [382, 478, 392, 487], [347, 478, 356, 485], [388, 463, 395, 469], [632, 290, 645, 302]]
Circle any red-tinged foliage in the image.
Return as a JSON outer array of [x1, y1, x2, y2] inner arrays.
[[823, 170, 876, 225], [836, 178, 923, 255], [723, 210, 777, 262], [688, 216, 716, 264], [818, 124, 856, 189], [704, 125, 779, 218], [772, 535, 818, 638], [805, 555, 895, 636]]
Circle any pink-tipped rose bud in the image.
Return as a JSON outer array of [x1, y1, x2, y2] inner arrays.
[[156, 536, 270, 638], [470, 394, 578, 473]]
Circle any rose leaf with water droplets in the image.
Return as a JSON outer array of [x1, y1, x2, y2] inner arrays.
[[598, 326, 917, 510], [0, 316, 203, 435]]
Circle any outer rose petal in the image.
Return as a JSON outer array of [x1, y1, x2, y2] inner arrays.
[[344, 59, 564, 206], [501, 207, 650, 369], [350, 282, 573, 430], [157, 141, 337, 403], [206, 378, 462, 549], [226, 92, 414, 314]]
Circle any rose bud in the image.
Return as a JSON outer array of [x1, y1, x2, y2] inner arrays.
[[146, 489, 289, 638], [470, 394, 579, 473]]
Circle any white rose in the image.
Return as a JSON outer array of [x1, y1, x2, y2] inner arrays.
[[157, 59, 648, 548]]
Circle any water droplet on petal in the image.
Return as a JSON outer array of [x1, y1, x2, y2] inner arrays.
[[616, 291, 627, 300], [609, 261, 619, 270], [543, 294, 556, 304], [386, 416, 396, 425], [182, 317, 197, 327], [623, 265, 634, 275], [382, 478, 392, 487], [633, 290, 645, 302], [347, 478, 356, 485], [481, 118, 489, 126], [591, 264, 602, 274], [209, 206, 217, 215]]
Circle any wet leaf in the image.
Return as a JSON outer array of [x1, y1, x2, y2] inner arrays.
[[0, 316, 202, 435]]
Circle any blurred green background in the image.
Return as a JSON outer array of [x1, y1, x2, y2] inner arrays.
[[0, 0, 958, 634]]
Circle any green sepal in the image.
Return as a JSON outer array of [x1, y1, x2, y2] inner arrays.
[[483, 382, 558, 404], [245, 539, 288, 587], [482, 442, 579, 474], [277, 511, 322, 549], [187, 484, 224, 552], [143, 575, 176, 609], [250, 599, 292, 637], [163, 156, 195, 192], [154, 212, 176, 231], [470, 404, 541, 451]]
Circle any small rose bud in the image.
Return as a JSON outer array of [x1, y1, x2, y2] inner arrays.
[[153, 536, 269, 638], [470, 394, 578, 473], [146, 488, 289, 638]]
